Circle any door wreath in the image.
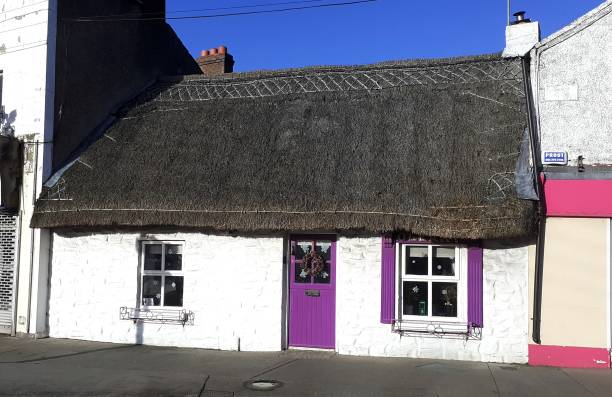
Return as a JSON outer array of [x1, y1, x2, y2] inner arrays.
[[299, 250, 327, 279]]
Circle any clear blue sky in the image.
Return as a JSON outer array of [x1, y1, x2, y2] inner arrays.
[[167, 0, 605, 72]]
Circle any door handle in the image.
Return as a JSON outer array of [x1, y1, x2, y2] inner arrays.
[[305, 290, 320, 297]]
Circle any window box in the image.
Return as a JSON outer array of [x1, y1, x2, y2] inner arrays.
[[393, 320, 468, 334], [120, 306, 194, 326]]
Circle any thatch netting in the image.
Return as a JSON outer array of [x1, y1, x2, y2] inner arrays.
[[32, 54, 537, 240]]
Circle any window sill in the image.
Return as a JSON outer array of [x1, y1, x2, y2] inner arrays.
[[120, 306, 194, 326]]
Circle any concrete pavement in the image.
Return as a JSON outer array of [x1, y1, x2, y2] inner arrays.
[[0, 336, 611, 396]]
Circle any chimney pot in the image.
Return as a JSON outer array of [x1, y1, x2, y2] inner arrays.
[[512, 11, 531, 24], [197, 45, 234, 76]]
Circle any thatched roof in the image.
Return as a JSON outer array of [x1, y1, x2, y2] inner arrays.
[[32, 54, 537, 240]]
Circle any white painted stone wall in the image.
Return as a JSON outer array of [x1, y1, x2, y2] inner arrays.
[[336, 237, 529, 363], [532, 4, 612, 165], [50, 233, 528, 362], [502, 21, 540, 57], [0, 0, 55, 170], [49, 232, 284, 351]]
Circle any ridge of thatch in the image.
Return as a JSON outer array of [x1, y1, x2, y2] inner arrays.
[[169, 53, 504, 82], [32, 54, 537, 240]]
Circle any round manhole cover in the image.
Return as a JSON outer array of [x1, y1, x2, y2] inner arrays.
[[243, 379, 283, 391]]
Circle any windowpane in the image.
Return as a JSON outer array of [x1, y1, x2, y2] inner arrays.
[[315, 241, 331, 261], [295, 262, 310, 283], [313, 260, 331, 284], [165, 244, 182, 271], [164, 276, 184, 307], [142, 276, 162, 306], [144, 244, 162, 271], [293, 241, 312, 260], [405, 246, 428, 275], [432, 247, 455, 276], [432, 282, 457, 317], [402, 281, 428, 316]]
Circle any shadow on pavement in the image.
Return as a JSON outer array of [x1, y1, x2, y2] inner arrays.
[[0, 343, 140, 364]]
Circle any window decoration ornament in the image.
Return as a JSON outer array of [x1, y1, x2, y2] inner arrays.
[[299, 250, 327, 279]]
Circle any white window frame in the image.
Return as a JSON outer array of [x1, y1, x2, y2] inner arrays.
[[395, 243, 468, 326], [140, 240, 185, 308]]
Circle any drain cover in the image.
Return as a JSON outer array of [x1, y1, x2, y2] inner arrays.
[[243, 379, 283, 391]]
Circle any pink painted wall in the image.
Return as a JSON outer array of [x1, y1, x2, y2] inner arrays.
[[529, 344, 610, 368], [544, 179, 612, 217]]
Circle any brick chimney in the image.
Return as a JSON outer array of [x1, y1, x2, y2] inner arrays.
[[196, 46, 234, 76]]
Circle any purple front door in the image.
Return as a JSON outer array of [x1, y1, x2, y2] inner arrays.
[[288, 236, 336, 349]]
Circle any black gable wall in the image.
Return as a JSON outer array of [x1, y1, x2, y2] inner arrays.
[[53, 0, 201, 171]]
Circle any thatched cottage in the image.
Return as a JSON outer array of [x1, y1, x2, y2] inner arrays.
[[31, 54, 538, 363]]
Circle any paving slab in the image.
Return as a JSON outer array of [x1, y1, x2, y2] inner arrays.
[[0, 363, 205, 396], [562, 368, 612, 397], [0, 336, 610, 396], [488, 363, 598, 397]]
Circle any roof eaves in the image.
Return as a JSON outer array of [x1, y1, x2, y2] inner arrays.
[[536, 0, 612, 50]]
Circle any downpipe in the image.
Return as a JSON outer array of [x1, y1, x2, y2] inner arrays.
[[26, 141, 39, 335], [521, 55, 546, 344]]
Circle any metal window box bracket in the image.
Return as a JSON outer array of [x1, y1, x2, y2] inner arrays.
[[120, 307, 194, 326], [392, 320, 481, 340]]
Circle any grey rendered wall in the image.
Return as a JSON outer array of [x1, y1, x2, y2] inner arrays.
[[532, 8, 612, 166]]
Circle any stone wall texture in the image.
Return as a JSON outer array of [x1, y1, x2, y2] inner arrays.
[[48, 232, 284, 351], [335, 238, 529, 363], [533, 8, 612, 165], [49, 233, 529, 363]]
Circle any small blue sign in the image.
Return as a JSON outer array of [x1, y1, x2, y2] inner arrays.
[[543, 151, 568, 165]]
